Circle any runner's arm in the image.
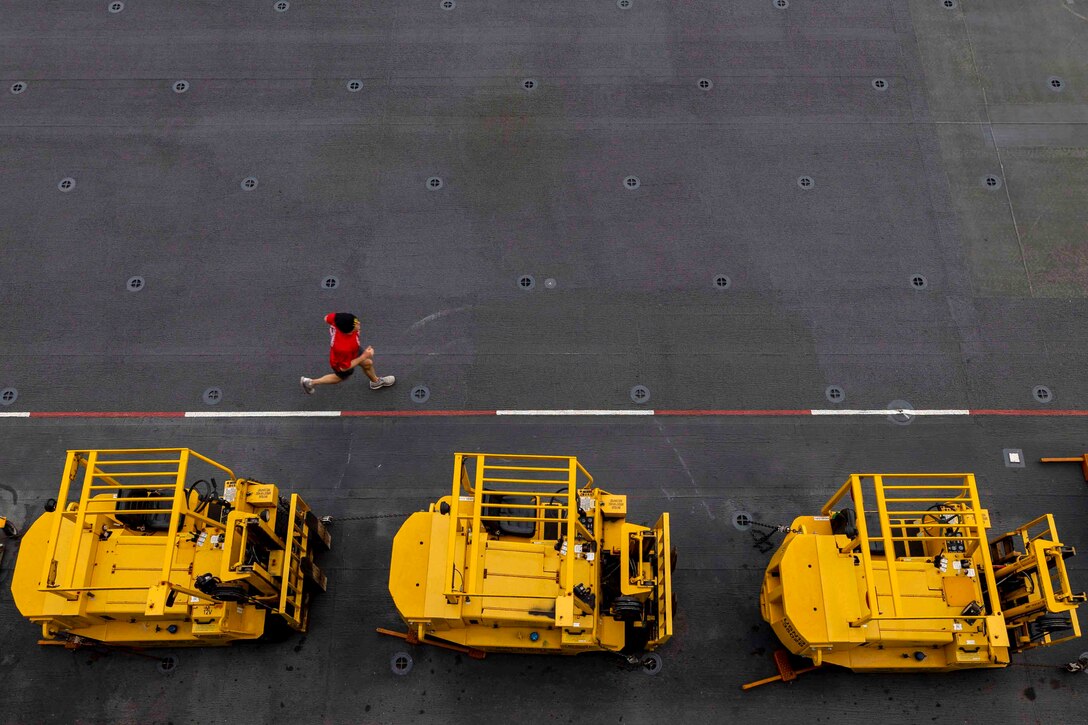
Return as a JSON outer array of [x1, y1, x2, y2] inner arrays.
[[349, 346, 374, 368]]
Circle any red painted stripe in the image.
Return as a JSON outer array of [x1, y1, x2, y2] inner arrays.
[[29, 411, 186, 418], [340, 410, 497, 417], [656, 409, 811, 416], [15, 408, 1088, 419], [970, 409, 1088, 417]]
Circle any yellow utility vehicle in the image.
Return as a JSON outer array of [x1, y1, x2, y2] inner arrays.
[[760, 473, 1083, 674], [388, 453, 673, 665], [12, 448, 330, 647]]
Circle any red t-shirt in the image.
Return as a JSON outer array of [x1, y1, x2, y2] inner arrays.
[[325, 313, 361, 371]]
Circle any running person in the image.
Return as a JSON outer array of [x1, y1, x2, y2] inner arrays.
[[300, 312, 394, 394]]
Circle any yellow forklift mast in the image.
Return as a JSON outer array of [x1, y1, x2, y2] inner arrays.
[[760, 473, 1084, 672], [389, 453, 673, 656], [11, 448, 330, 647]]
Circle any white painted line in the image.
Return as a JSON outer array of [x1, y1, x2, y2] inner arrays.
[[184, 411, 342, 418], [0, 411, 31, 417], [496, 409, 656, 416], [810, 409, 970, 416]]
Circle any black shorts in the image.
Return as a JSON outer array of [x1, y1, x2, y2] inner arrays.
[[333, 366, 354, 380]]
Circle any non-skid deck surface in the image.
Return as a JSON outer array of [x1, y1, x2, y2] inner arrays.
[[1, 2, 1087, 724]]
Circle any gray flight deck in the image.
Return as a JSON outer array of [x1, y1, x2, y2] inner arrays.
[[1, 1, 1087, 723]]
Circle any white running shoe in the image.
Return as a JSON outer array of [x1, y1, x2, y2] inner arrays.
[[370, 375, 395, 390], [300, 377, 315, 394]]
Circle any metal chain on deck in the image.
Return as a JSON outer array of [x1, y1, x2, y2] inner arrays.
[[749, 520, 803, 535], [320, 513, 408, 524]]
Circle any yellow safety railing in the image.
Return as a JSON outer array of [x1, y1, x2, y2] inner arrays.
[[443, 453, 593, 602], [821, 473, 1002, 626], [38, 448, 235, 600], [277, 493, 316, 629]]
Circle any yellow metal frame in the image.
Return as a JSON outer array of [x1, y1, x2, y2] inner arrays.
[[820, 473, 1001, 626], [277, 493, 320, 630], [443, 453, 593, 605], [652, 512, 673, 643], [996, 513, 1083, 649], [40, 449, 232, 602]]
